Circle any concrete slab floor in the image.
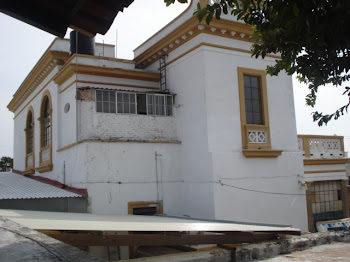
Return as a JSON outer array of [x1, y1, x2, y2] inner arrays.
[[263, 242, 350, 261]]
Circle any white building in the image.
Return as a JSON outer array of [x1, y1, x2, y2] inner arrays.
[[7, 0, 350, 232]]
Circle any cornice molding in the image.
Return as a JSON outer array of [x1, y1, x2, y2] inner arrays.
[[53, 64, 160, 85], [8, 51, 69, 112], [135, 17, 259, 69], [242, 149, 283, 158], [303, 158, 350, 165]]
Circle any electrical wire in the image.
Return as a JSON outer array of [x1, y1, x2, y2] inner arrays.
[[219, 175, 296, 181], [218, 180, 306, 196]]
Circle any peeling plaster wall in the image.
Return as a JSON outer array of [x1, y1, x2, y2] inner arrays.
[[83, 142, 181, 215], [79, 100, 177, 142]]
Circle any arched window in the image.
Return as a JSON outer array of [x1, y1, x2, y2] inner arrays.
[[43, 98, 51, 146], [37, 91, 53, 173], [24, 107, 35, 175], [27, 112, 34, 153]]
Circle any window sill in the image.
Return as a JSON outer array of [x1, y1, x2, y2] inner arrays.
[[242, 149, 283, 158], [23, 168, 35, 176], [36, 164, 53, 173]]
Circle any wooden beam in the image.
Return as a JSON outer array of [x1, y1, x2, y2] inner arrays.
[[46, 232, 277, 247]]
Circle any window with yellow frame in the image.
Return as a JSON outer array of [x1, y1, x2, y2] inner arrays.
[[237, 67, 282, 158], [36, 90, 53, 173]]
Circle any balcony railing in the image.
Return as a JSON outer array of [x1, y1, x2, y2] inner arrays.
[[298, 135, 345, 159]]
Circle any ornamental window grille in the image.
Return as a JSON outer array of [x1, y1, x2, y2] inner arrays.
[[244, 75, 263, 125]]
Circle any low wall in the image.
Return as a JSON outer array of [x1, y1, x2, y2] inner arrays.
[[119, 232, 350, 262]]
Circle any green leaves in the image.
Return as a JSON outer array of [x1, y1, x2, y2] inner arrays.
[[164, 0, 187, 7]]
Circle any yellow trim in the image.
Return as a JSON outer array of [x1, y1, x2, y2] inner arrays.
[[25, 107, 35, 172], [128, 201, 163, 215], [22, 169, 35, 176], [59, 81, 76, 94], [135, 16, 264, 68], [57, 141, 82, 152], [304, 170, 346, 174], [36, 164, 53, 173], [59, 80, 159, 94], [242, 149, 282, 158], [298, 134, 344, 139], [162, 42, 280, 70], [237, 68, 278, 156], [13, 73, 57, 119], [53, 63, 160, 85], [8, 51, 69, 112], [57, 139, 182, 152], [304, 158, 350, 165], [38, 91, 53, 171]]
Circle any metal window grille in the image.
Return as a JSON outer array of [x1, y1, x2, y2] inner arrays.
[[310, 180, 343, 230], [146, 94, 173, 116], [96, 90, 116, 113], [116, 92, 136, 114]]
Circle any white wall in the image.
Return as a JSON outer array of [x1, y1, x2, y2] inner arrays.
[[83, 142, 181, 215], [162, 33, 308, 230], [166, 47, 217, 219]]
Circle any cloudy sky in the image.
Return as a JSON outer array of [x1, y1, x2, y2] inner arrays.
[[0, 0, 349, 158]]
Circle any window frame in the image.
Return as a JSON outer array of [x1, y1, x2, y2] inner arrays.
[[116, 92, 136, 114], [24, 107, 35, 175], [95, 90, 173, 117], [36, 90, 53, 173], [238, 67, 282, 158], [96, 90, 116, 114]]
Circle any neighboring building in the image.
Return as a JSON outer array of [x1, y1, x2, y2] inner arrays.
[[6, 0, 349, 232], [297, 135, 349, 231], [0, 172, 87, 212]]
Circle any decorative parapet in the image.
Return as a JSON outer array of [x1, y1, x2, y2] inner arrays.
[[298, 135, 345, 159]]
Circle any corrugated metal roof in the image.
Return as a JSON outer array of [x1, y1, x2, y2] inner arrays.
[[0, 173, 83, 200], [0, 209, 301, 234]]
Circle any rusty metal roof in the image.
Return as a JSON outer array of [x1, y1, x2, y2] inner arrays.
[[0, 0, 134, 38], [0, 173, 83, 200]]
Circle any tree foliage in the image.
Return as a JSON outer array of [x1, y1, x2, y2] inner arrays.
[[165, 0, 350, 125], [0, 156, 13, 171]]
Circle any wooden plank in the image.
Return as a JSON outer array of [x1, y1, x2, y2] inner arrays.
[[46, 233, 277, 247]]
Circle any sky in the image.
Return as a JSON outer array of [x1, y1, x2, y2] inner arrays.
[[0, 0, 349, 158]]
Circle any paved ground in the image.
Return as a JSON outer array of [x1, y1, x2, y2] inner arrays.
[[0, 216, 105, 262], [263, 241, 350, 261]]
